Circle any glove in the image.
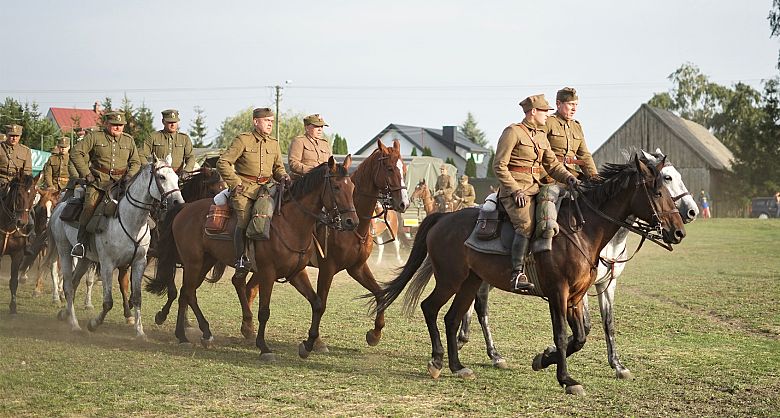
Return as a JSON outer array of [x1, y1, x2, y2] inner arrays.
[[84, 173, 96, 183], [122, 174, 133, 183], [512, 190, 527, 208], [233, 184, 244, 195], [567, 176, 580, 188], [281, 174, 292, 186], [180, 171, 192, 181]]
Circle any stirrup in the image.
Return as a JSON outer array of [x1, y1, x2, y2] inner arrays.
[[233, 255, 250, 275], [510, 270, 534, 293], [70, 243, 85, 258]]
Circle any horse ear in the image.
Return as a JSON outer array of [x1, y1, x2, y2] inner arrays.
[[165, 153, 173, 167], [641, 149, 654, 162], [328, 155, 336, 171], [343, 154, 352, 170], [376, 138, 387, 153], [655, 155, 666, 172], [393, 139, 401, 153]]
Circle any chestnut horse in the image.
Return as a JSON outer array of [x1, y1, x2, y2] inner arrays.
[[0, 174, 37, 315], [243, 140, 409, 357], [371, 205, 402, 265], [148, 157, 358, 358], [410, 179, 435, 214], [373, 153, 686, 394]]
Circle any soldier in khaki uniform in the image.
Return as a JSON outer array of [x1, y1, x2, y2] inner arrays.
[[0, 133, 6, 143], [288, 114, 332, 179], [494, 94, 577, 292], [69, 111, 141, 257], [454, 175, 476, 207], [0, 125, 33, 189], [140, 109, 195, 176], [544, 87, 598, 181], [434, 165, 454, 212], [42, 137, 72, 191], [216, 107, 290, 276]]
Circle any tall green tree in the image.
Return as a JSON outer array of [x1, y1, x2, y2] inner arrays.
[[0, 97, 60, 150], [188, 106, 208, 147], [648, 63, 731, 127], [465, 155, 477, 177], [411, 148, 418, 156], [332, 133, 349, 154], [445, 157, 455, 166], [769, 0, 780, 68], [422, 146, 432, 156], [133, 102, 155, 148], [460, 112, 488, 147], [486, 150, 496, 178]]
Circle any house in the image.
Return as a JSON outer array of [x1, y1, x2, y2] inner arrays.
[[354, 124, 491, 178], [46, 102, 102, 133], [592, 104, 736, 217]]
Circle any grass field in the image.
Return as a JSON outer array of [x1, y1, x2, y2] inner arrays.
[[0, 219, 778, 417]]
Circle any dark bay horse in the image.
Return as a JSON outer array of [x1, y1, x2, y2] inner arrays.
[[0, 174, 36, 315], [243, 139, 409, 357], [148, 157, 358, 359], [373, 153, 686, 394]]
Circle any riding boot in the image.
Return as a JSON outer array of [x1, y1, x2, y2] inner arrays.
[[233, 227, 250, 279], [70, 224, 88, 258], [510, 232, 534, 293]]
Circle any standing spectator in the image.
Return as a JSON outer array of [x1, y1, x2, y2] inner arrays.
[[774, 192, 780, 218], [700, 190, 711, 219]]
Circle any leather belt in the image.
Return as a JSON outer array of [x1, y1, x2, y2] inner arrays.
[[508, 165, 542, 174], [92, 165, 127, 176], [557, 156, 586, 165], [238, 173, 271, 184]]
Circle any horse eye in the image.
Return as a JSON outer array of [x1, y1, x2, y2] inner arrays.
[[158, 175, 165, 180], [663, 175, 672, 181]]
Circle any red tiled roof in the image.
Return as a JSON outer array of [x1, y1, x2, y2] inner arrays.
[[47, 108, 100, 132]]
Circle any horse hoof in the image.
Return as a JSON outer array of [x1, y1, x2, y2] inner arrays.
[[427, 360, 442, 379], [136, 333, 148, 341], [313, 338, 329, 353], [260, 352, 277, 362], [532, 353, 544, 371], [457, 339, 468, 350], [87, 319, 99, 332], [240, 324, 254, 340], [126, 316, 136, 325], [154, 312, 167, 325], [565, 385, 585, 395], [453, 368, 475, 379], [365, 330, 381, 347], [32, 290, 42, 298], [616, 369, 634, 380], [9, 304, 17, 315], [493, 358, 509, 369], [298, 342, 311, 359], [57, 310, 68, 321], [84, 304, 94, 310], [201, 337, 214, 349], [71, 325, 83, 333]]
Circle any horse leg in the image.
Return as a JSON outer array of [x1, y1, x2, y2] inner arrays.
[[88, 263, 115, 332], [154, 273, 178, 326], [182, 263, 215, 347], [597, 278, 633, 379], [63, 258, 91, 332], [347, 263, 385, 347], [472, 283, 507, 368], [444, 274, 482, 379], [393, 236, 403, 265], [117, 266, 133, 324], [234, 271, 255, 339], [83, 265, 95, 310], [254, 274, 277, 361], [128, 258, 148, 339], [548, 288, 584, 395], [457, 302, 473, 349], [420, 284, 456, 379], [8, 253, 22, 315], [287, 269, 326, 359], [210, 262, 226, 282]]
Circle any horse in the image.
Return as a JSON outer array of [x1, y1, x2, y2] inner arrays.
[[47, 156, 183, 337], [147, 156, 359, 358], [373, 152, 686, 394], [22, 186, 63, 302], [456, 149, 700, 377], [241, 140, 409, 357], [371, 204, 403, 265], [410, 179, 435, 214], [0, 174, 37, 315]]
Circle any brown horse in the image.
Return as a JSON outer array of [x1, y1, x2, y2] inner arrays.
[[371, 204, 403, 265], [410, 179, 435, 214], [149, 157, 358, 358], [373, 154, 686, 394], [243, 139, 409, 357], [0, 174, 38, 314]]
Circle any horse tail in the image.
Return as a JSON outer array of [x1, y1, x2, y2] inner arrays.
[[372, 212, 447, 314], [145, 203, 184, 295], [400, 256, 434, 316]]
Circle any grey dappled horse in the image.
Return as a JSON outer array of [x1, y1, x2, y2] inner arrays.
[[458, 148, 699, 378], [47, 157, 183, 338]]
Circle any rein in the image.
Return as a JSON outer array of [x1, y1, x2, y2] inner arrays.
[[0, 181, 33, 255], [288, 172, 356, 230]]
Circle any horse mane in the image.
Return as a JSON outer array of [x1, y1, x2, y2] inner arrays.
[[578, 156, 660, 207], [350, 148, 381, 187], [287, 162, 347, 199]]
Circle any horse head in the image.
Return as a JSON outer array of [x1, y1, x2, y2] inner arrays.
[[642, 149, 699, 223], [146, 155, 185, 208], [4, 174, 36, 228], [373, 139, 409, 213], [631, 153, 686, 245], [290, 156, 359, 231]]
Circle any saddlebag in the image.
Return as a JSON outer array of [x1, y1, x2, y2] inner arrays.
[[205, 204, 231, 233]]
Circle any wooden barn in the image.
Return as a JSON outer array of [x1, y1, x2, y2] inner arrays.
[[592, 104, 737, 217]]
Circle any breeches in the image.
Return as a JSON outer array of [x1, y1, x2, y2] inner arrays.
[[500, 193, 537, 237], [229, 193, 253, 229], [79, 185, 102, 226]]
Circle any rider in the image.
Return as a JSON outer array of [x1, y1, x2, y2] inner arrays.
[[0, 133, 5, 143], [494, 94, 578, 292], [0, 125, 34, 254], [543, 87, 598, 182], [216, 107, 290, 278], [454, 175, 476, 207], [139, 109, 195, 178], [434, 164, 454, 212], [42, 137, 72, 192], [288, 114, 332, 180], [69, 111, 141, 258]]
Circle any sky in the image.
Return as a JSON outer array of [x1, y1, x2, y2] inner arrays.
[[1, 1, 777, 154]]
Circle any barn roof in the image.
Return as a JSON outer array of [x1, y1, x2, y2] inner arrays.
[[355, 123, 490, 155], [47, 107, 101, 132], [643, 104, 734, 170]]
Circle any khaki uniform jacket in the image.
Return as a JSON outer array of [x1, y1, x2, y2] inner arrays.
[[493, 120, 572, 198], [435, 174, 453, 194], [70, 130, 141, 186], [140, 130, 195, 173], [544, 113, 598, 178], [288, 134, 332, 177], [0, 142, 32, 184], [455, 182, 476, 206], [42, 153, 71, 190], [217, 129, 287, 190]]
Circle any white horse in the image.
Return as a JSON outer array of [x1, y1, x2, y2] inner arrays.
[[458, 148, 699, 378], [47, 156, 183, 338]]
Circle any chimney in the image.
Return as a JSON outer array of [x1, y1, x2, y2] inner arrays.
[[443, 126, 457, 150], [93, 101, 102, 114]]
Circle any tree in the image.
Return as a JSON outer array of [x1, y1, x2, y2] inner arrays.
[[188, 106, 208, 147], [460, 112, 489, 147], [215, 108, 305, 153], [769, 0, 780, 68], [445, 157, 455, 166], [0, 97, 60, 150], [422, 146, 432, 156], [332, 133, 349, 154], [133, 102, 155, 148], [486, 150, 496, 178], [465, 155, 477, 178], [411, 147, 418, 156], [647, 63, 731, 127]]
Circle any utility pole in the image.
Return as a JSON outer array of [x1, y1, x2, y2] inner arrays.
[[274, 85, 282, 139]]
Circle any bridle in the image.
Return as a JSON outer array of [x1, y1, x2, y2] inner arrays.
[[357, 152, 406, 216], [290, 170, 356, 231], [0, 180, 33, 255]]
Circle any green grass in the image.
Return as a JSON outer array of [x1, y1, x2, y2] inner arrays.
[[0, 219, 778, 417]]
